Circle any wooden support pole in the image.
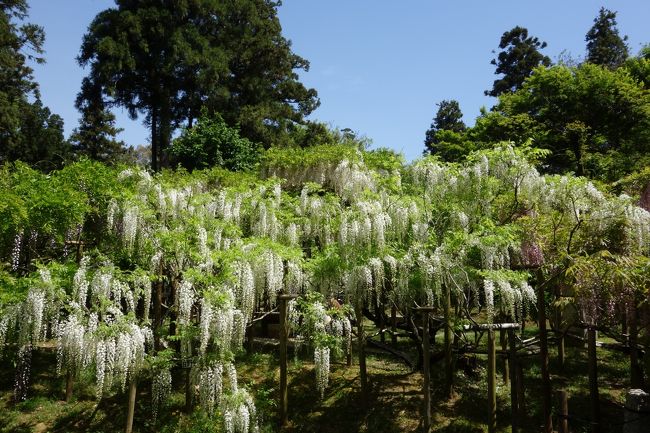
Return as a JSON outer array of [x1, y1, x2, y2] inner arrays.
[[125, 379, 137, 433], [64, 241, 84, 403], [356, 303, 368, 402], [278, 293, 297, 427], [516, 362, 526, 422], [443, 283, 453, 399], [557, 390, 568, 433], [501, 328, 509, 386], [629, 303, 642, 388], [558, 333, 565, 371], [508, 328, 518, 433], [415, 307, 435, 433], [537, 272, 553, 433], [185, 366, 193, 413], [391, 304, 397, 344], [65, 371, 74, 402], [488, 329, 497, 433], [587, 326, 600, 433]]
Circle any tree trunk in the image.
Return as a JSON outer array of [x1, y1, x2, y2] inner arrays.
[[159, 100, 172, 169], [151, 105, 158, 171], [537, 272, 553, 433]]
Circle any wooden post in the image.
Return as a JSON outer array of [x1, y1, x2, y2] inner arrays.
[[355, 303, 368, 402], [153, 261, 164, 351], [516, 362, 526, 422], [64, 240, 84, 402], [587, 326, 600, 433], [125, 379, 137, 433], [500, 328, 509, 386], [443, 283, 453, 399], [537, 272, 553, 433], [391, 304, 397, 344], [487, 329, 497, 433], [278, 293, 297, 427], [629, 304, 642, 388], [415, 307, 435, 433], [557, 390, 568, 433], [185, 366, 193, 413], [508, 328, 518, 433], [558, 333, 565, 371], [65, 371, 74, 402]]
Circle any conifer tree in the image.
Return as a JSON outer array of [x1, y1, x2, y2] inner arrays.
[[585, 7, 629, 69], [486, 26, 551, 97]]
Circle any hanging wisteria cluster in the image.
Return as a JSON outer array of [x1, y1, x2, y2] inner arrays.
[[3, 142, 650, 429]]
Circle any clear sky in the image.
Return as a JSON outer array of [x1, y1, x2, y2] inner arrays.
[[28, 0, 650, 162]]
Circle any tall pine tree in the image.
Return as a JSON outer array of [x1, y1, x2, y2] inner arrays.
[[70, 78, 124, 163], [78, 0, 318, 171], [0, 0, 70, 169], [424, 100, 471, 161], [585, 7, 629, 69], [486, 26, 551, 97]]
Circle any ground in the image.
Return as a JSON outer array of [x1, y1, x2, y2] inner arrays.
[[0, 324, 632, 433]]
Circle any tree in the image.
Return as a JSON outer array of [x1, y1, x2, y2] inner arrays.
[[0, 1, 69, 168], [10, 98, 70, 170], [424, 100, 472, 160], [168, 112, 260, 171], [486, 26, 551, 97], [70, 78, 125, 163], [78, 0, 319, 171], [585, 7, 629, 69], [474, 63, 650, 180], [0, 0, 44, 139]]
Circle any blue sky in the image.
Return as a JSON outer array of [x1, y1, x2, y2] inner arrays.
[[28, 0, 650, 161]]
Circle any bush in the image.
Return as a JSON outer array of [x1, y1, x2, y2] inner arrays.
[[169, 113, 261, 172]]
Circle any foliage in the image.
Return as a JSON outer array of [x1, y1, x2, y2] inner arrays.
[[70, 78, 125, 163], [486, 26, 551, 97], [78, 0, 318, 171], [169, 112, 261, 172], [0, 2, 70, 169], [585, 7, 629, 69], [1, 143, 649, 425], [474, 63, 650, 181], [424, 100, 472, 160]]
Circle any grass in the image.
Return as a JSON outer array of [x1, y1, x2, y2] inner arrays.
[[0, 322, 635, 433]]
